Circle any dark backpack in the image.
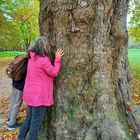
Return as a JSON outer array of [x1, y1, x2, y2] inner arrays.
[[6, 55, 28, 80]]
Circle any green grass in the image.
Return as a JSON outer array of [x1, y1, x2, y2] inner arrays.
[[128, 48, 140, 79], [0, 51, 25, 57]]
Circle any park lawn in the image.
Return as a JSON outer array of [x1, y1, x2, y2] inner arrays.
[[128, 48, 140, 79], [0, 51, 25, 57], [128, 49, 140, 104]]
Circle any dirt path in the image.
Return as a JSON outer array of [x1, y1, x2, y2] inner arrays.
[[0, 58, 13, 138], [0, 58, 12, 98]]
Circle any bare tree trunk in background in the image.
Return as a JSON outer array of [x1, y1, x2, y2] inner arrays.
[[39, 0, 140, 139]]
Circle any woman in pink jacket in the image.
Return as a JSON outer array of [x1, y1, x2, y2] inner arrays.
[[17, 36, 64, 140]]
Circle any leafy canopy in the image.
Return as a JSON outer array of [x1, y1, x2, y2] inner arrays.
[[0, 0, 39, 51], [128, 0, 140, 43]]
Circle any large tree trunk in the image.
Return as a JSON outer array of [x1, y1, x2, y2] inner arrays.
[[39, 0, 139, 139]]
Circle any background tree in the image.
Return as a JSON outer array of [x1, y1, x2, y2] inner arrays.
[[39, 0, 140, 139], [128, 0, 140, 43], [0, 0, 39, 51]]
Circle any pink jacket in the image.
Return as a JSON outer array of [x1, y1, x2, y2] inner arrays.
[[23, 52, 61, 106]]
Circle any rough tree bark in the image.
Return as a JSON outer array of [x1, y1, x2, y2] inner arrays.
[[39, 0, 140, 139]]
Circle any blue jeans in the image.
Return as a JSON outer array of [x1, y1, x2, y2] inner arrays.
[[17, 106, 46, 140]]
